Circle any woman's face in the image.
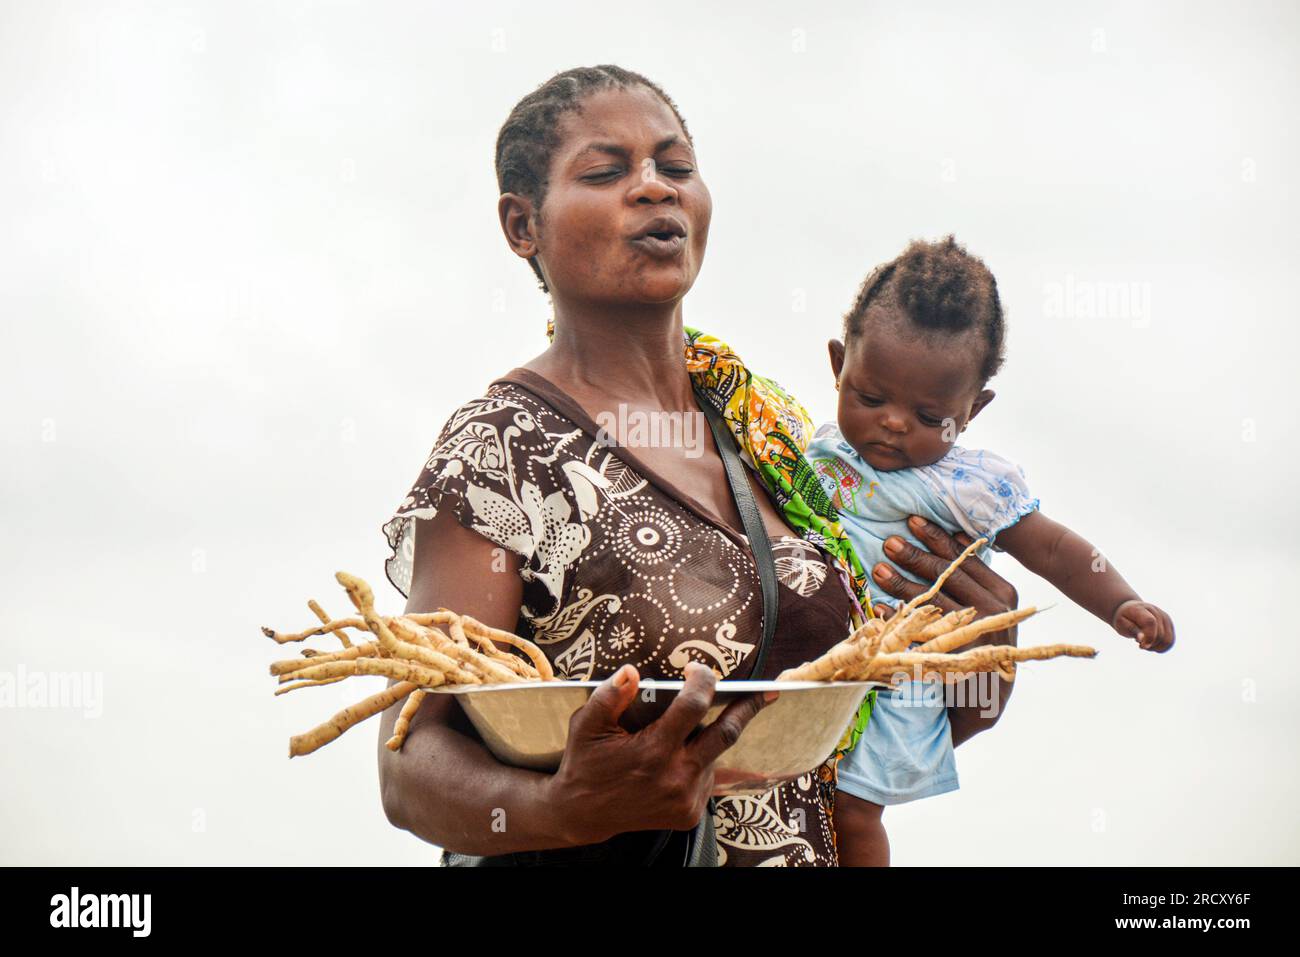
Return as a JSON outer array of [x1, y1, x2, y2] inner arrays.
[[525, 85, 712, 307]]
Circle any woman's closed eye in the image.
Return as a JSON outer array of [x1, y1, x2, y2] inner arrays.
[[583, 163, 694, 183]]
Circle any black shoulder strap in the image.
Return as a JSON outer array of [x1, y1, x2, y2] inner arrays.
[[694, 389, 779, 680]]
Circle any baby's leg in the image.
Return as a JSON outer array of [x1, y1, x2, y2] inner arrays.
[[834, 792, 889, 867]]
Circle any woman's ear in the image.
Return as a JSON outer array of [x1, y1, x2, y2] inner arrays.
[[828, 339, 846, 380], [966, 389, 996, 423], [498, 193, 539, 261]]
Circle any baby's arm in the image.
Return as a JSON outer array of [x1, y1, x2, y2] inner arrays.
[[995, 511, 1175, 652]]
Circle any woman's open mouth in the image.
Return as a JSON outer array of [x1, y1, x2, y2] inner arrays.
[[629, 233, 686, 257], [629, 216, 687, 259]]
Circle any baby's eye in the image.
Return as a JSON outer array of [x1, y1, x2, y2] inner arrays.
[[917, 412, 945, 428], [856, 392, 883, 407]]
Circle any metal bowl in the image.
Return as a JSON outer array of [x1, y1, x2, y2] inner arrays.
[[431, 679, 879, 796]]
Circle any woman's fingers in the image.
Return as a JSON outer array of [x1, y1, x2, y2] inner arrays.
[[906, 515, 961, 560], [873, 518, 1021, 619], [649, 662, 719, 746], [871, 559, 962, 613], [883, 532, 969, 593], [917, 519, 1015, 605], [877, 532, 976, 608], [570, 664, 639, 738], [688, 691, 772, 767], [870, 561, 921, 600]]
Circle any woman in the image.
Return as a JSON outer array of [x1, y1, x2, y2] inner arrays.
[[376, 66, 1020, 866]]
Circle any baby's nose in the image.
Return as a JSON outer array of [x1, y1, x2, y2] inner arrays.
[[881, 413, 907, 434]]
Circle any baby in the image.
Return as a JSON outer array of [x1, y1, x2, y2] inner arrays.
[[806, 236, 1175, 866]]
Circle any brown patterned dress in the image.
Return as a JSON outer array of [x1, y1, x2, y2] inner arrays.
[[381, 368, 856, 866]]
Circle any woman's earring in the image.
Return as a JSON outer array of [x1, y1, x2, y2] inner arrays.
[[834, 379, 840, 391]]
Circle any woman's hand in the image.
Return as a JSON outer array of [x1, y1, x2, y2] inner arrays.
[[544, 662, 773, 845], [869, 515, 1020, 746], [870, 515, 1019, 618]]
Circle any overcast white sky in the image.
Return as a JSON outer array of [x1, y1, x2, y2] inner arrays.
[[3, 0, 1298, 865]]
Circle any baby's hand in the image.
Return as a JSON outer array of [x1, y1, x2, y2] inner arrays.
[[1112, 600, 1175, 653]]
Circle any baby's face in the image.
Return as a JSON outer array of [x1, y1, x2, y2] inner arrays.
[[829, 318, 992, 472]]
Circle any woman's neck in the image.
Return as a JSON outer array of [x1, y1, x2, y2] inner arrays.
[[523, 301, 699, 413]]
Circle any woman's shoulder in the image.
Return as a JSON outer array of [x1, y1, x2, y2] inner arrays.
[[380, 375, 590, 604], [401, 372, 602, 520], [421, 375, 589, 470], [435, 377, 548, 438]]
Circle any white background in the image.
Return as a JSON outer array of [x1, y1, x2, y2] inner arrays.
[[3, 0, 1297, 865]]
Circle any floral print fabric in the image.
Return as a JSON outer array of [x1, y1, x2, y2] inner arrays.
[[382, 369, 857, 865]]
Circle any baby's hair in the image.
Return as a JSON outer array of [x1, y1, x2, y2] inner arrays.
[[842, 235, 1006, 383], [495, 65, 693, 294]]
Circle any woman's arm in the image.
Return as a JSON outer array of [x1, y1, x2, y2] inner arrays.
[[377, 509, 772, 855], [867, 515, 1021, 747], [376, 509, 572, 854]]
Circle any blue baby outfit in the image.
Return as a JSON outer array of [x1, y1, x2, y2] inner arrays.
[[807, 421, 1039, 805]]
